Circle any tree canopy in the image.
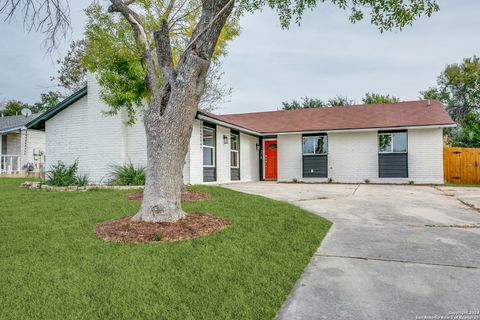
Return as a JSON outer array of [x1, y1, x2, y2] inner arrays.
[[81, 2, 239, 123], [420, 56, 480, 122], [421, 56, 480, 148], [282, 92, 400, 110], [0, 91, 63, 116], [362, 92, 400, 104]]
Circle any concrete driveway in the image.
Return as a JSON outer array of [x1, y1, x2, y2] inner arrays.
[[225, 182, 480, 320]]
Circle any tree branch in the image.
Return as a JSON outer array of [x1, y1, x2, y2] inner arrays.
[[109, 0, 158, 88], [0, 0, 70, 51], [154, 19, 175, 84]]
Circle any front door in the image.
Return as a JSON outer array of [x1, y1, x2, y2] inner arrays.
[[264, 140, 278, 180]]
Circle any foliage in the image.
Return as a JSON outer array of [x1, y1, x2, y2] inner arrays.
[[448, 113, 480, 148], [282, 97, 324, 110], [46, 161, 89, 186], [238, 0, 439, 31], [420, 56, 480, 122], [0, 179, 331, 319], [282, 95, 355, 110], [1, 91, 62, 116], [31, 91, 63, 112], [1, 100, 30, 116], [327, 95, 355, 106], [362, 92, 400, 104], [421, 56, 480, 147], [53, 39, 87, 93], [82, 3, 239, 124], [108, 163, 145, 185]]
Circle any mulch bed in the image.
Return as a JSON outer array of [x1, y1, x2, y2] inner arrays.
[[94, 213, 230, 243], [125, 191, 212, 202]]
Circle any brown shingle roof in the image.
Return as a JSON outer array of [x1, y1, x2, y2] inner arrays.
[[200, 100, 455, 134]]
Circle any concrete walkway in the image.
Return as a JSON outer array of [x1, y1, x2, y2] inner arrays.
[[225, 182, 480, 320]]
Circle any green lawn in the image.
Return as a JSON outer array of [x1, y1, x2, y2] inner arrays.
[[0, 178, 331, 320], [445, 183, 480, 188]]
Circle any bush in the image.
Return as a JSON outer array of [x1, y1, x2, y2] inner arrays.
[[46, 161, 89, 186], [76, 174, 90, 187], [109, 163, 145, 186]]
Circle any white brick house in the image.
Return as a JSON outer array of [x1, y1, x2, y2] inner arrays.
[[29, 75, 455, 184]]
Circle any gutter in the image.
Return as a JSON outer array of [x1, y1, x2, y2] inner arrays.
[[272, 123, 457, 135], [0, 125, 26, 134], [26, 86, 88, 129], [197, 113, 261, 136], [196, 113, 456, 136]]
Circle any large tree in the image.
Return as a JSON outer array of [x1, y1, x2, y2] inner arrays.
[[421, 56, 480, 147], [421, 56, 480, 122], [1, 0, 440, 222]]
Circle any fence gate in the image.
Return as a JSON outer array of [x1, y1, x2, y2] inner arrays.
[[443, 147, 480, 184]]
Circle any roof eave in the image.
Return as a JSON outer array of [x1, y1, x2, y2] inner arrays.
[[0, 125, 26, 134], [27, 86, 88, 129], [270, 123, 457, 135]]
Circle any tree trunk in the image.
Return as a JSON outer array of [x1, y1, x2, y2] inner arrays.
[[130, 0, 235, 222], [132, 61, 206, 222]]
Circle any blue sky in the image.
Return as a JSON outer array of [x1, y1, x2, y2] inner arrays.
[[0, 0, 479, 114]]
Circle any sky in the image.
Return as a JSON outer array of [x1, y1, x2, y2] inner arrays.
[[0, 0, 479, 114]]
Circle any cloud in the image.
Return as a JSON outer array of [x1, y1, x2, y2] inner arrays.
[[0, 0, 478, 114]]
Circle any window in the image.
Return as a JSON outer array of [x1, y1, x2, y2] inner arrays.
[[230, 134, 239, 168], [203, 127, 215, 166], [303, 136, 328, 155], [378, 132, 407, 153]]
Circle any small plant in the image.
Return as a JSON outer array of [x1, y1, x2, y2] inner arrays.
[[364, 179, 370, 184], [408, 180, 415, 185], [327, 178, 333, 184], [46, 161, 90, 187], [292, 178, 298, 183], [76, 174, 90, 187], [109, 163, 145, 186], [46, 161, 79, 186], [153, 233, 162, 242]]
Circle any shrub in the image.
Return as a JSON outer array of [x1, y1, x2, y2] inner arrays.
[[109, 163, 145, 186], [46, 161, 80, 186], [327, 178, 333, 184], [75, 174, 90, 187], [364, 179, 370, 184], [46, 161, 90, 187]]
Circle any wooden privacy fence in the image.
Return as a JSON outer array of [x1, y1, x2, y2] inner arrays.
[[444, 147, 480, 184]]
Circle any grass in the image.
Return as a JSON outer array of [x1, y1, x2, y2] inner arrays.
[[445, 183, 480, 188], [0, 178, 331, 320]]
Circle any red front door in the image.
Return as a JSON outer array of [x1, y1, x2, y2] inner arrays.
[[264, 140, 278, 180]]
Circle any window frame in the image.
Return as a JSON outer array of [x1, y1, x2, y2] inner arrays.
[[202, 126, 216, 167], [302, 135, 328, 156], [230, 133, 239, 168], [378, 132, 408, 154]]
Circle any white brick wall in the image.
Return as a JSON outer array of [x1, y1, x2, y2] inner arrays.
[[408, 128, 444, 184], [25, 129, 45, 171], [277, 128, 444, 184], [216, 125, 231, 183], [46, 95, 89, 176], [277, 134, 303, 181], [328, 131, 378, 183], [84, 74, 125, 182], [240, 132, 259, 182], [188, 120, 203, 184]]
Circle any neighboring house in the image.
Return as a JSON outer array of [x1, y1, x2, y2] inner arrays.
[[28, 75, 455, 184], [0, 113, 46, 176]]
